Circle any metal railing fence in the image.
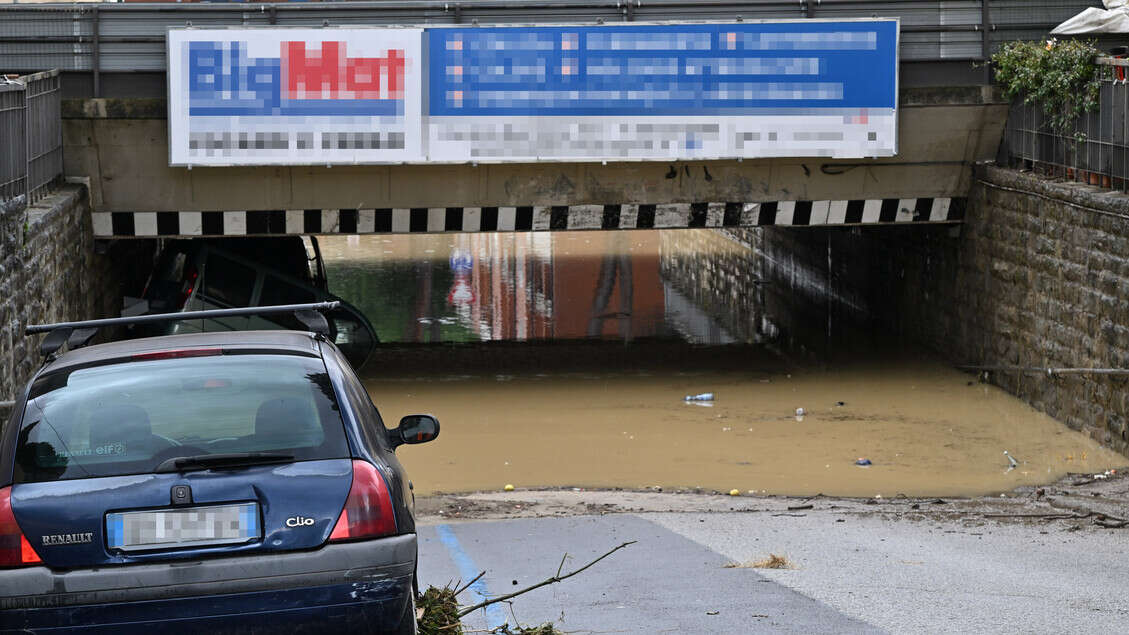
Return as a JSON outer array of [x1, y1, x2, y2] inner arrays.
[[0, 80, 27, 207], [0, 70, 63, 212], [0, 1, 1099, 96], [1002, 59, 1129, 193]]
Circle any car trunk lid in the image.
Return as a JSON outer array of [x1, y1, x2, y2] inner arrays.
[[11, 459, 352, 568]]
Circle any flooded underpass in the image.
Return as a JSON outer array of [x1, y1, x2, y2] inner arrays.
[[319, 231, 1126, 498]]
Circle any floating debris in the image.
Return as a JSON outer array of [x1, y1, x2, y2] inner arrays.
[[1004, 450, 1019, 470]]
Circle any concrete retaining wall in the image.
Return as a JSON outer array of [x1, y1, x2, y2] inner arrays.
[[658, 229, 764, 343], [955, 166, 1129, 452], [752, 165, 1129, 455], [0, 185, 153, 424]]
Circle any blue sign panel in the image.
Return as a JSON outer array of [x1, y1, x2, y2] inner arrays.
[[427, 22, 896, 116], [424, 20, 898, 162]]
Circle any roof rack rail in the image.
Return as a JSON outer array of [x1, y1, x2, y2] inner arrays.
[[25, 301, 341, 358]]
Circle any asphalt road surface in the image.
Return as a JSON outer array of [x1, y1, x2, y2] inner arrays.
[[418, 497, 1129, 633]]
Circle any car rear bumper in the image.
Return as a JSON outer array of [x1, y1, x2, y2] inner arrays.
[[0, 534, 415, 633]]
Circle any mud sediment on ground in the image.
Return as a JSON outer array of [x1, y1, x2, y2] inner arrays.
[[417, 470, 1129, 533]]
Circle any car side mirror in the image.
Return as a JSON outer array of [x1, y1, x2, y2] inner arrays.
[[391, 414, 440, 449]]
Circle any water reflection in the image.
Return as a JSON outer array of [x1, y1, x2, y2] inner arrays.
[[365, 362, 1127, 498], [320, 230, 744, 344], [319, 230, 1127, 498]]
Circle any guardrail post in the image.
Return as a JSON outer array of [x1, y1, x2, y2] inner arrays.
[[92, 5, 101, 98], [269, 5, 277, 26], [0, 81, 27, 210], [981, 0, 991, 84], [24, 81, 31, 207]]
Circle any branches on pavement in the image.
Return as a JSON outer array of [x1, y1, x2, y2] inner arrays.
[[456, 541, 636, 619]]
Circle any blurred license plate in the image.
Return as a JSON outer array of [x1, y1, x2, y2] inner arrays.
[[107, 503, 260, 552]]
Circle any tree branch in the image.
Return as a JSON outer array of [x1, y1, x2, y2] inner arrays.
[[456, 541, 636, 619], [981, 512, 1089, 520], [453, 570, 487, 597]]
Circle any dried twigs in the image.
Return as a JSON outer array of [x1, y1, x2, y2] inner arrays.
[[456, 541, 636, 619], [454, 571, 487, 597]]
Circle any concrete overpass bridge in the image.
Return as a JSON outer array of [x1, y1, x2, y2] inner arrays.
[[71, 84, 992, 238], [1, 1, 1093, 237]]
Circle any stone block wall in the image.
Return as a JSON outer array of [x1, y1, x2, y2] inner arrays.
[[0, 185, 154, 424], [658, 228, 764, 343], [955, 166, 1129, 452], [751, 165, 1129, 455]]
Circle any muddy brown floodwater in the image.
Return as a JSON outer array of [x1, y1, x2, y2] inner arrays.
[[366, 361, 1124, 498], [320, 232, 1127, 498]]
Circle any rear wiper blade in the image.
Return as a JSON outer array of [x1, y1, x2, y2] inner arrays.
[[155, 452, 295, 473]]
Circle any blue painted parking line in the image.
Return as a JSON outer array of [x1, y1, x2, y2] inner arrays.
[[434, 524, 507, 629]]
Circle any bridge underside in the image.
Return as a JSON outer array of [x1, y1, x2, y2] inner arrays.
[[93, 198, 965, 239], [66, 86, 1002, 236]]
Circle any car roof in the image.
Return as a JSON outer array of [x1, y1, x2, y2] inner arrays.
[[38, 330, 323, 376]]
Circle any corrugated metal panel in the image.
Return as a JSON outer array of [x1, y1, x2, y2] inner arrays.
[[0, 0, 1103, 75], [987, 0, 1099, 54], [632, 0, 801, 23], [0, 7, 93, 72], [989, 0, 1087, 29]]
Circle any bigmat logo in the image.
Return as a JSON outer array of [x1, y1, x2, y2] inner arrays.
[[168, 28, 424, 165], [188, 40, 406, 116]]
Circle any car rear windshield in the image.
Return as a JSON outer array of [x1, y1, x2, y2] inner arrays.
[[14, 354, 349, 483]]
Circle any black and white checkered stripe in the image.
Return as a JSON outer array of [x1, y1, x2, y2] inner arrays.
[[92, 197, 966, 237]]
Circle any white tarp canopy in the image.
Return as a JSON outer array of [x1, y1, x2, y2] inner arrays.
[[1052, 0, 1129, 35]]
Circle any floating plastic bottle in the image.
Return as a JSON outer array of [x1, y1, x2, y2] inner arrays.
[[1004, 450, 1019, 471], [684, 392, 715, 401]]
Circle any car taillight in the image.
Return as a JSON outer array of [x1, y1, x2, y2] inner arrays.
[[179, 266, 198, 309], [132, 348, 222, 362], [329, 460, 397, 542], [0, 487, 42, 568]]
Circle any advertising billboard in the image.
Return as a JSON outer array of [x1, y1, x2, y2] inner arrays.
[[168, 20, 897, 166], [425, 20, 898, 162], [168, 28, 423, 165]]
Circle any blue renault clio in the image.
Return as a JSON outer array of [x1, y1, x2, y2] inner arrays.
[[0, 303, 437, 633]]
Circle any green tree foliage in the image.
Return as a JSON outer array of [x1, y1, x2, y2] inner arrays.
[[992, 38, 1102, 135]]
